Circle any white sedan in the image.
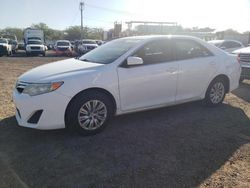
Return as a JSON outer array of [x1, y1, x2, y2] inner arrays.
[[13, 35, 241, 135]]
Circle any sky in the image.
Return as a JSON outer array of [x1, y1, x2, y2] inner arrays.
[[0, 0, 250, 32]]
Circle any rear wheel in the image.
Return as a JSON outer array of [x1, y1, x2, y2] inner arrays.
[[204, 79, 226, 106], [65, 91, 114, 135]]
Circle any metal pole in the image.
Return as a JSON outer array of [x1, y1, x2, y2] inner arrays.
[[80, 1, 84, 40]]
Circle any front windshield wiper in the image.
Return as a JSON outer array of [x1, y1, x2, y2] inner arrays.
[[79, 58, 104, 64], [80, 58, 92, 62]]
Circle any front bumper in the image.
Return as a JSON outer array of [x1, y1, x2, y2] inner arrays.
[[55, 49, 73, 55], [13, 89, 71, 130], [26, 50, 45, 54]]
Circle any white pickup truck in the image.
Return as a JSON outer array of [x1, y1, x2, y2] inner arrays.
[[233, 47, 250, 81], [24, 28, 46, 56], [26, 39, 46, 56]]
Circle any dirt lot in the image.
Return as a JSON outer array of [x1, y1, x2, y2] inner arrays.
[[0, 51, 250, 188]]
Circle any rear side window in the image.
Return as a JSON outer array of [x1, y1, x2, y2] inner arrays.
[[221, 41, 242, 49], [134, 39, 174, 65], [174, 39, 213, 61]]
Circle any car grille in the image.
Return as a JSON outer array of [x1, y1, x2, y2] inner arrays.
[[239, 53, 250, 63], [242, 67, 250, 77], [57, 47, 68, 51], [16, 81, 29, 93], [31, 46, 40, 50]]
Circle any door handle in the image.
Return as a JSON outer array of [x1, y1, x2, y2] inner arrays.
[[210, 61, 216, 66]]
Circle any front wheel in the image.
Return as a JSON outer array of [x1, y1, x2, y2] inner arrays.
[[204, 80, 226, 106], [65, 91, 114, 135]]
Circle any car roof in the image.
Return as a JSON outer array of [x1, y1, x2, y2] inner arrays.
[[120, 35, 204, 41], [208, 39, 242, 44]]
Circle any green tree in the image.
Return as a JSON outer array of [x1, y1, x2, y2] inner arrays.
[[64, 26, 103, 40], [64, 26, 82, 40], [31, 22, 64, 41], [0, 27, 23, 41], [223, 29, 240, 35]]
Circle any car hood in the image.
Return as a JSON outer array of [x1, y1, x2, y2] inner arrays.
[[233, 47, 250, 54], [82, 44, 98, 47], [27, 44, 44, 47], [0, 43, 8, 47], [57, 46, 70, 48], [19, 58, 104, 82]]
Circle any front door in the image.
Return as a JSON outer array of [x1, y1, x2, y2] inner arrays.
[[117, 39, 179, 111]]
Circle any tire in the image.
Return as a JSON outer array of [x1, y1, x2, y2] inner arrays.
[[204, 79, 226, 106], [65, 91, 114, 136]]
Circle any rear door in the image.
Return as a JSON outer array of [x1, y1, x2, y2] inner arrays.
[[172, 39, 217, 102]]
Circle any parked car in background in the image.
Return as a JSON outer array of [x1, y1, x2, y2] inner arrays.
[[13, 35, 241, 135], [0, 38, 12, 56], [18, 42, 26, 51], [78, 39, 98, 54], [8, 39, 18, 54], [26, 39, 46, 56], [54, 40, 73, 56], [95, 40, 104, 46], [70, 41, 75, 48], [233, 47, 250, 81], [1, 33, 18, 54], [24, 28, 45, 45], [208, 40, 244, 53]]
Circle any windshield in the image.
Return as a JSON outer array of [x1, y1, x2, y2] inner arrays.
[[79, 38, 143, 64], [82, 40, 97, 44], [57, 42, 70, 46], [0, 39, 7, 43], [28, 40, 42, 45]]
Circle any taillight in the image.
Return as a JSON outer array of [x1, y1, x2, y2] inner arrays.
[[237, 54, 241, 64]]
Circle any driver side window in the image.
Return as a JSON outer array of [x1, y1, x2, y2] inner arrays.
[[134, 39, 173, 65]]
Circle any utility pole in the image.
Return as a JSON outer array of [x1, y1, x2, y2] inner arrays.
[[79, 1, 84, 40]]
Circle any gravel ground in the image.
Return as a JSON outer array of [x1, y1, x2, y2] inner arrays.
[[0, 51, 249, 188]]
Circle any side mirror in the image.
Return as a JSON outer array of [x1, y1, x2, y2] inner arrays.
[[127, 56, 143, 66], [220, 46, 226, 50]]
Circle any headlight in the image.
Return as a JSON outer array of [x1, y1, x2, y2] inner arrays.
[[23, 82, 64, 96]]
